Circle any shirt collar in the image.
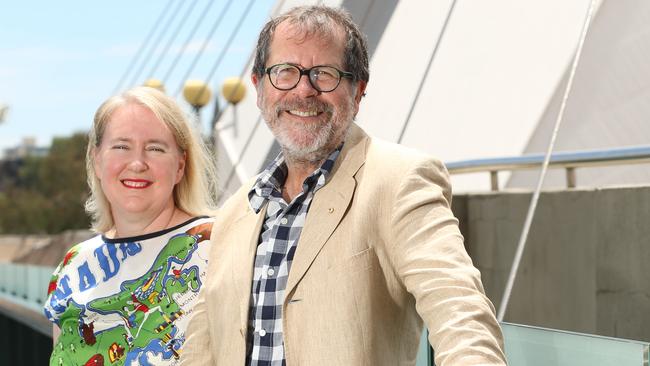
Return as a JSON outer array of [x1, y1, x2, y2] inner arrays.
[[248, 145, 343, 213]]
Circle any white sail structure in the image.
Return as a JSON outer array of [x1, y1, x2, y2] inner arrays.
[[213, 0, 648, 199], [507, 0, 650, 189]]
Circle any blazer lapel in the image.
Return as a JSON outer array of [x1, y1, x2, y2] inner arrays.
[[285, 124, 368, 298]]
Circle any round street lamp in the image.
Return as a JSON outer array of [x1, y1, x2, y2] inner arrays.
[[183, 80, 212, 133], [143, 79, 166, 93], [221, 77, 246, 105]]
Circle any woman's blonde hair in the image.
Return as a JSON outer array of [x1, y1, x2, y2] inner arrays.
[[85, 86, 217, 233]]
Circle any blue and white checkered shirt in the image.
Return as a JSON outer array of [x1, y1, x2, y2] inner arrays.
[[245, 147, 341, 366]]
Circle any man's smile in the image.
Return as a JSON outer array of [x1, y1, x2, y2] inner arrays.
[[287, 109, 319, 117]]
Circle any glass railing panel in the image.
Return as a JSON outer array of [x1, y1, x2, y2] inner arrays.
[[503, 322, 650, 366], [416, 329, 432, 366], [0, 264, 7, 293], [8, 264, 24, 306], [27, 265, 49, 307], [0, 264, 55, 313], [417, 324, 649, 366]]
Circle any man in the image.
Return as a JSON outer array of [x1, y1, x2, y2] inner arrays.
[[182, 5, 506, 366]]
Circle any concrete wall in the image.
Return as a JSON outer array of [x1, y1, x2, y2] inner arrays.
[[452, 185, 650, 342], [0, 230, 92, 266], [0, 235, 50, 262]]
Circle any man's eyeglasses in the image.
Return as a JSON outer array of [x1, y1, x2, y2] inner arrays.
[[264, 63, 354, 93]]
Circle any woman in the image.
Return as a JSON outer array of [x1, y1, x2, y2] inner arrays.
[[43, 86, 217, 366]]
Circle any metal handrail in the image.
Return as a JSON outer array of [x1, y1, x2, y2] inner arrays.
[[445, 145, 650, 190]]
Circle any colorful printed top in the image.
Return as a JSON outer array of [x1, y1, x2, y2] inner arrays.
[[43, 216, 213, 366]]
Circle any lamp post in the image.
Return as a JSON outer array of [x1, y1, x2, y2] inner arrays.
[[182, 80, 212, 134], [219, 77, 247, 138], [143, 79, 166, 93]]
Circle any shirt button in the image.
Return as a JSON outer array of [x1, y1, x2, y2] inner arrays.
[[267, 268, 275, 276], [280, 217, 288, 225], [259, 329, 267, 337]]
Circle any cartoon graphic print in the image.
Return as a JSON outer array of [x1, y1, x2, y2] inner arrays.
[[47, 245, 81, 295], [47, 221, 212, 366]]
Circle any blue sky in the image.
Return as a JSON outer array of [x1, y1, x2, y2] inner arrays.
[[0, 0, 274, 156]]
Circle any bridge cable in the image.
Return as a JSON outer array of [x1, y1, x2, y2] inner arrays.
[[161, 0, 217, 83], [146, 0, 202, 81], [397, 0, 457, 143], [182, 0, 256, 103], [173, 0, 236, 97], [497, 0, 598, 321], [127, 0, 187, 88], [111, 0, 175, 94]]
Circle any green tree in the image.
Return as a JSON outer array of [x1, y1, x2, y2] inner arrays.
[[0, 133, 90, 234]]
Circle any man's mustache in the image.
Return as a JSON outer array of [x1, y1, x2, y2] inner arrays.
[[274, 99, 334, 115]]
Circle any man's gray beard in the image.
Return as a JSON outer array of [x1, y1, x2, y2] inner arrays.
[[260, 96, 356, 164]]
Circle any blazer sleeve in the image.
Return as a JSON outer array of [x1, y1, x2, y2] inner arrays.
[[388, 157, 507, 366], [180, 263, 215, 365]]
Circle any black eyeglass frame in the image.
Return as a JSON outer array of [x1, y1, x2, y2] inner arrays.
[[263, 63, 355, 93]]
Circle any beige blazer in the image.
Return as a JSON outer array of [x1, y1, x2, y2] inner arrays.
[[181, 124, 506, 365]]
